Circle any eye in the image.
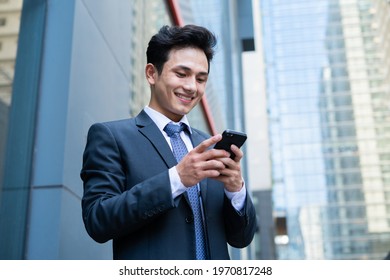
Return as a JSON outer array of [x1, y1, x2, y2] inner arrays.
[[176, 72, 186, 78], [197, 77, 207, 84]]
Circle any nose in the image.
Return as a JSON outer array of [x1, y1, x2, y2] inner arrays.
[[183, 77, 196, 93]]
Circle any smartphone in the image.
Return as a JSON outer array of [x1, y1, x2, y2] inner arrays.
[[214, 129, 247, 159]]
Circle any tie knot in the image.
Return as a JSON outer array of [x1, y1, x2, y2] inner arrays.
[[164, 122, 186, 137]]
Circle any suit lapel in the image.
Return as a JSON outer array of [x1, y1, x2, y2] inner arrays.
[[135, 110, 177, 168]]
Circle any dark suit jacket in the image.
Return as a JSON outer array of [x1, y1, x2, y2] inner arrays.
[[81, 110, 257, 259]]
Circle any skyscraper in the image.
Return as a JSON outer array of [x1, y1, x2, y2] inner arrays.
[[260, 0, 390, 259]]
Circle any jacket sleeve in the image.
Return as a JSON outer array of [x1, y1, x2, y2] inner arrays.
[[224, 190, 258, 248], [80, 123, 176, 243]]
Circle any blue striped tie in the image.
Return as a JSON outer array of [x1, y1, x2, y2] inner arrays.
[[164, 122, 207, 260]]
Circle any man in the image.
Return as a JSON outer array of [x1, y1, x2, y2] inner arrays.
[[81, 24, 257, 260]]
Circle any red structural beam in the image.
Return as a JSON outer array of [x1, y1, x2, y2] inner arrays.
[[166, 0, 218, 135]]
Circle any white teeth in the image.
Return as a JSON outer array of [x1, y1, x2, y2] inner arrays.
[[176, 94, 192, 101]]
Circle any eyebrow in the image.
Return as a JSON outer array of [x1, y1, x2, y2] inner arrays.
[[175, 65, 209, 76]]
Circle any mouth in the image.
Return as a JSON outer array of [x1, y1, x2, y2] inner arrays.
[[175, 93, 194, 102]]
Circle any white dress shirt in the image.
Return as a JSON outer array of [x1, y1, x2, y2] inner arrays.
[[144, 106, 246, 211]]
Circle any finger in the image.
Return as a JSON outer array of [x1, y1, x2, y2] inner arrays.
[[201, 169, 222, 178], [201, 158, 227, 171], [192, 134, 222, 153], [230, 145, 243, 162], [217, 158, 240, 173], [202, 148, 230, 161]]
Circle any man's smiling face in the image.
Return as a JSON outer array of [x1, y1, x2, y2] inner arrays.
[[146, 47, 209, 122]]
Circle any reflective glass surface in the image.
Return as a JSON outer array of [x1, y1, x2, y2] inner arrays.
[[261, 0, 390, 259]]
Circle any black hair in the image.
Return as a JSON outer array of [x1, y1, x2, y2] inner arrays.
[[146, 24, 217, 74]]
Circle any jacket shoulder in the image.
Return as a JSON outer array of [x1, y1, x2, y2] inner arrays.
[[88, 118, 135, 133], [191, 127, 210, 139]]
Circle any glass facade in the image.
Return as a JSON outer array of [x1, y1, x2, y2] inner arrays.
[[261, 0, 390, 259], [0, 0, 22, 207]]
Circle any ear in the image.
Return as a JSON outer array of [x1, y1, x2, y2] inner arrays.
[[145, 63, 157, 85]]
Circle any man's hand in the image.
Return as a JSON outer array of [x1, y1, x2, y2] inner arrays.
[[213, 144, 244, 192], [176, 135, 244, 192], [176, 134, 229, 187]]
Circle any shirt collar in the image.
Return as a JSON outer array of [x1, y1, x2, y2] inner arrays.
[[144, 106, 192, 134]]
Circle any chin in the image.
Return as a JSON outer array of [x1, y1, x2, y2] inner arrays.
[[174, 105, 193, 115]]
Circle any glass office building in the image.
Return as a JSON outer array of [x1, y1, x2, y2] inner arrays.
[[260, 0, 390, 259]]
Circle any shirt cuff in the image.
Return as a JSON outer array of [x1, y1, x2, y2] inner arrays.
[[224, 182, 247, 212], [169, 167, 187, 199]]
